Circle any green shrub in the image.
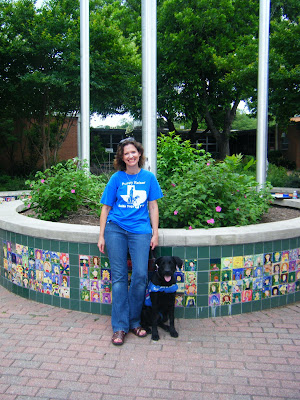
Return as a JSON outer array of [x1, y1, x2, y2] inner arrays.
[[24, 159, 107, 221], [266, 163, 289, 187], [0, 175, 28, 191], [157, 133, 272, 229]]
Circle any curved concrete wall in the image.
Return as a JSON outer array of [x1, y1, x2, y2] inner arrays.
[[1, 197, 300, 318]]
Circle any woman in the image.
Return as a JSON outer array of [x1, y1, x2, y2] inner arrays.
[[97, 137, 163, 345]]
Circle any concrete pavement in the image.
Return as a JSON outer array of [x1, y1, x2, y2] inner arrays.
[[0, 285, 300, 400]]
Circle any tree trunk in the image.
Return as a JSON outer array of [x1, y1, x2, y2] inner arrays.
[[167, 118, 177, 133]]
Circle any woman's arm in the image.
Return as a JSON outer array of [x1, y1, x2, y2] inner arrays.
[[149, 200, 159, 250], [97, 204, 112, 254]]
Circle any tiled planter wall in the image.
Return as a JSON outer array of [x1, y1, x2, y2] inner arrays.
[[1, 197, 300, 319]]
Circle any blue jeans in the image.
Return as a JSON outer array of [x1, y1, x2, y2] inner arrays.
[[104, 222, 152, 333]]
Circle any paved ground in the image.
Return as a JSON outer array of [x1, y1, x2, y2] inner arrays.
[[0, 286, 300, 400]]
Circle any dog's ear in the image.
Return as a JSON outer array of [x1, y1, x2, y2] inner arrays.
[[172, 256, 183, 269], [154, 257, 163, 269]]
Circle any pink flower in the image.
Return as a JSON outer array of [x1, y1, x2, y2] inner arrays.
[[171, 183, 176, 187], [59, 196, 61, 200], [27, 204, 31, 208], [174, 210, 178, 215], [216, 206, 222, 212], [71, 189, 75, 193], [244, 195, 247, 198], [236, 189, 240, 192], [41, 179, 45, 183], [207, 218, 215, 224], [236, 208, 240, 211], [189, 226, 193, 230], [207, 162, 210, 166]]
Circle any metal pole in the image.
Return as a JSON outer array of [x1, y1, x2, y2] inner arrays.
[[142, 0, 157, 175], [256, 0, 270, 188], [80, 0, 90, 170]]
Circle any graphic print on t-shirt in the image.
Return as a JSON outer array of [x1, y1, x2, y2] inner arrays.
[[120, 184, 147, 208]]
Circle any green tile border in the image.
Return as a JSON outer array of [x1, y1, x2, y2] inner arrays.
[[1, 229, 300, 320]]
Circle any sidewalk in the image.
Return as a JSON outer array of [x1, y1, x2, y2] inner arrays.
[[0, 285, 300, 400]]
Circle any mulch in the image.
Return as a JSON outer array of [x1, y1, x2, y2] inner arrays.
[[20, 205, 300, 226]]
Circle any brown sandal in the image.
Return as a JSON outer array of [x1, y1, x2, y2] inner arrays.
[[130, 327, 147, 337], [111, 330, 126, 346]]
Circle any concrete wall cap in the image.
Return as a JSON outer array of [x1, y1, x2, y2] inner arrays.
[[1, 199, 300, 245]]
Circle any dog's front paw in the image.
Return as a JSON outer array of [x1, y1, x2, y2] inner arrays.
[[169, 329, 178, 338], [151, 333, 160, 341]]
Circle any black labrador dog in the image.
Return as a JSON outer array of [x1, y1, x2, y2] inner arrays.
[[141, 256, 183, 341]]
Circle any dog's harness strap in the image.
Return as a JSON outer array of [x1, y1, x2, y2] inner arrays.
[[144, 281, 178, 306], [148, 281, 178, 293]]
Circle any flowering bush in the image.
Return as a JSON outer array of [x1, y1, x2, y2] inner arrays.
[[24, 159, 106, 221], [157, 133, 272, 229]]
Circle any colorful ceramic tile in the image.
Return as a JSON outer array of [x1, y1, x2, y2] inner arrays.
[[263, 263, 273, 276], [209, 282, 220, 294], [232, 292, 241, 303], [279, 284, 288, 295], [209, 293, 220, 306], [244, 267, 253, 279], [175, 272, 185, 291], [244, 255, 253, 268], [242, 290, 252, 302], [288, 282, 295, 293], [262, 275, 272, 288], [221, 293, 231, 305], [296, 270, 300, 281], [221, 270, 232, 281], [253, 266, 263, 277], [282, 251, 289, 263], [90, 267, 101, 280], [60, 253, 70, 275], [231, 280, 243, 293], [281, 262, 289, 273], [264, 253, 272, 265], [185, 296, 196, 307], [289, 272, 295, 283], [289, 260, 296, 272], [272, 274, 280, 286], [253, 277, 263, 290], [233, 256, 243, 268], [101, 292, 112, 304], [243, 278, 253, 291], [280, 273, 288, 284], [91, 256, 100, 268], [232, 268, 244, 280], [221, 257, 233, 270], [210, 270, 220, 282], [272, 286, 279, 296], [253, 290, 261, 301], [272, 263, 281, 275], [175, 293, 185, 307], [289, 248, 298, 261], [220, 280, 232, 293], [210, 258, 221, 271], [185, 259, 197, 271]]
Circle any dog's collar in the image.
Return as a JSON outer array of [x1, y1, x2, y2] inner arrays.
[[148, 281, 178, 293]]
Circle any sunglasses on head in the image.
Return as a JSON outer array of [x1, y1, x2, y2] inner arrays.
[[119, 137, 135, 145]]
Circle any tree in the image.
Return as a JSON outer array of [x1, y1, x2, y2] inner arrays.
[[156, 0, 260, 159], [259, 1, 299, 128], [0, 0, 140, 170]]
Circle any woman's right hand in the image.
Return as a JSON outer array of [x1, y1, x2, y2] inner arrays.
[[98, 236, 105, 254]]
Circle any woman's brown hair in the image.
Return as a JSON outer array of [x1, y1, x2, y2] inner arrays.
[[113, 138, 146, 171]]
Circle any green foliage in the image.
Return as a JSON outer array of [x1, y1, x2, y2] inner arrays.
[[157, 133, 272, 229], [0, 175, 28, 191], [232, 110, 257, 130], [268, 150, 296, 170], [267, 163, 300, 188], [24, 159, 107, 221]]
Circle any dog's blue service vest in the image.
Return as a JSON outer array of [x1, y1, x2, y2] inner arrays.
[[144, 281, 178, 306]]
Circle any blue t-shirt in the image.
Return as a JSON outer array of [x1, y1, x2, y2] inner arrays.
[[100, 169, 163, 234]]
